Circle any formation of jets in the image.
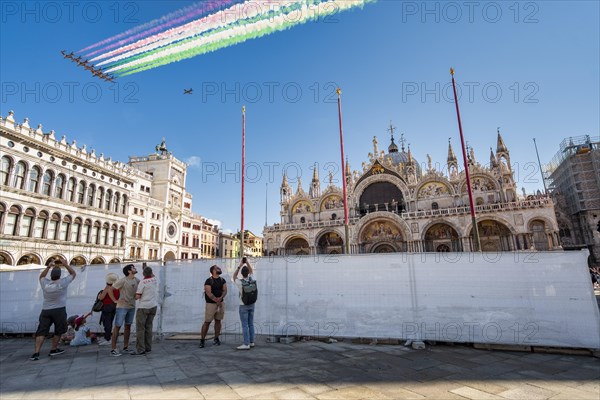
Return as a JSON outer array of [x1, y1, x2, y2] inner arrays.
[[61, 50, 115, 82]]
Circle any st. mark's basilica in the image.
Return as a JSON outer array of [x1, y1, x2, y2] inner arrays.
[[263, 127, 560, 255]]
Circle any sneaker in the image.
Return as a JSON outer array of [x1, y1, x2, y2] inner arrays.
[[98, 340, 110, 346], [29, 352, 39, 361], [121, 347, 136, 355], [132, 351, 146, 355], [249, 342, 255, 348], [213, 338, 221, 346], [49, 348, 65, 356], [110, 349, 122, 357], [199, 339, 205, 348], [237, 344, 251, 350]]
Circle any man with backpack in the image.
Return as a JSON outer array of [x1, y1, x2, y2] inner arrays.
[[200, 265, 227, 348], [233, 257, 257, 350]]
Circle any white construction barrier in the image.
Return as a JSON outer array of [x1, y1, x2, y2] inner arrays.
[[1, 252, 599, 349]]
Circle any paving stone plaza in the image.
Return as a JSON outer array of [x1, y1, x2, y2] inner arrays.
[[1, 333, 599, 400]]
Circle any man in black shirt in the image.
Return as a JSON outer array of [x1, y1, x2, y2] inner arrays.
[[200, 265, 227, 348]]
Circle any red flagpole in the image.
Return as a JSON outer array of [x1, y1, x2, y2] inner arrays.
[[450, 68, 481, 251], [240, 106, 245, 257], [336, 88, 350, 254]]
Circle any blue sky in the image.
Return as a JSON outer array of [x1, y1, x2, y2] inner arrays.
[[1, 0, 599, 235]]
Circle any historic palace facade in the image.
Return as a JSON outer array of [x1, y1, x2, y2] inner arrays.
[[264, 129, 561, 255], [0, 111, 219, 266]]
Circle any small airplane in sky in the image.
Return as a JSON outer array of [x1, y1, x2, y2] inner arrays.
[[61, 50, 74, 59], [183, 88, 193, 94]]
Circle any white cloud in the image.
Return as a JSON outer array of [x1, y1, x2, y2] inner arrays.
[[185, 156, 201, 167], [205, 218, 222, 228]]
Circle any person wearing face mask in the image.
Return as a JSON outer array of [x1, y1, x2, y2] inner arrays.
[[199, 264, 227, 348]]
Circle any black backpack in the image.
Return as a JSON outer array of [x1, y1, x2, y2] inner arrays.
[[92, 290, 104, 312], [240, 277, 258, 305]]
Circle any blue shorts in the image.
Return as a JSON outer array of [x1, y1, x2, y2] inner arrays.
[[114, 308, 135, 327]]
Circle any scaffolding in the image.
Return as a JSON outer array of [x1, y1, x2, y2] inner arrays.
[[546, 135, 600, 215], [546, 135, 600, 261]]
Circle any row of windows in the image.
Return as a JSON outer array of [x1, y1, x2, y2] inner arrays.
[[181, 233, 201, 247], [130, 222, 160, 241], [1, 156, 128, 214], [0, 203, 126, 246], [129, 247, 159, 260]]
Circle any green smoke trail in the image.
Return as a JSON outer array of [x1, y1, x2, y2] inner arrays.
[[113, 0, 375, 77]]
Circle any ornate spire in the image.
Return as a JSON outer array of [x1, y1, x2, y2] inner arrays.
[[345, 157, 351, 176], [407, 144, 413, 164], [496, 127, 508, 154], [309, 164, 320, 198], [281, 172, 289, 188], [296, 177, 303, 194], [489, 147, 497, 167], [447, 138, 457, 162], [280, 172, 291, 204]]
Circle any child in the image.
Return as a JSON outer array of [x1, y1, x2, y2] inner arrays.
[[61, 315, 77, 345], [70, 311, 97, 346]]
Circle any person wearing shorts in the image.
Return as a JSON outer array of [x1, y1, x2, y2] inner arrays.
[[30, 260, 76, 361], [199, 265, 227, 348], [110, 264, 139, 356]]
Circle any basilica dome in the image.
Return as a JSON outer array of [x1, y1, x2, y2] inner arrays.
[[383, 136, 422, 176]]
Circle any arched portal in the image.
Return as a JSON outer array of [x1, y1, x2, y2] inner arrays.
[[0, 251, 13, 266], [471, 220, 513, 251], [17, 253, 42, 265], [70, 256, 86, 266], [359, 219, 406, 253], [424, 223, 462, 252], [285, 237, 310, 255], [530, 220, 550, 250], [372, 243, 396, 253], [316, 231, 343, 254]]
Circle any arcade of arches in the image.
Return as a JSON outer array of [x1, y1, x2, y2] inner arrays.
[[0, 251, 122, 267], [282, 218, 556, 254]]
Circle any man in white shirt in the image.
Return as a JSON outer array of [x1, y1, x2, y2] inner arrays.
[[233, 257, 257, 350], [134, 266, 158, 355], [30, 260, 76, 360]]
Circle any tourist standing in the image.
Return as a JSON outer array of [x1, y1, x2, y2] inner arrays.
[[199, 265, 227, 348], [134, 267, 158, 355], [97, 273, 119, 345], [233, 257, 257, 350], [30, 260, 76, 361], [111, 264, 139, 356]]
